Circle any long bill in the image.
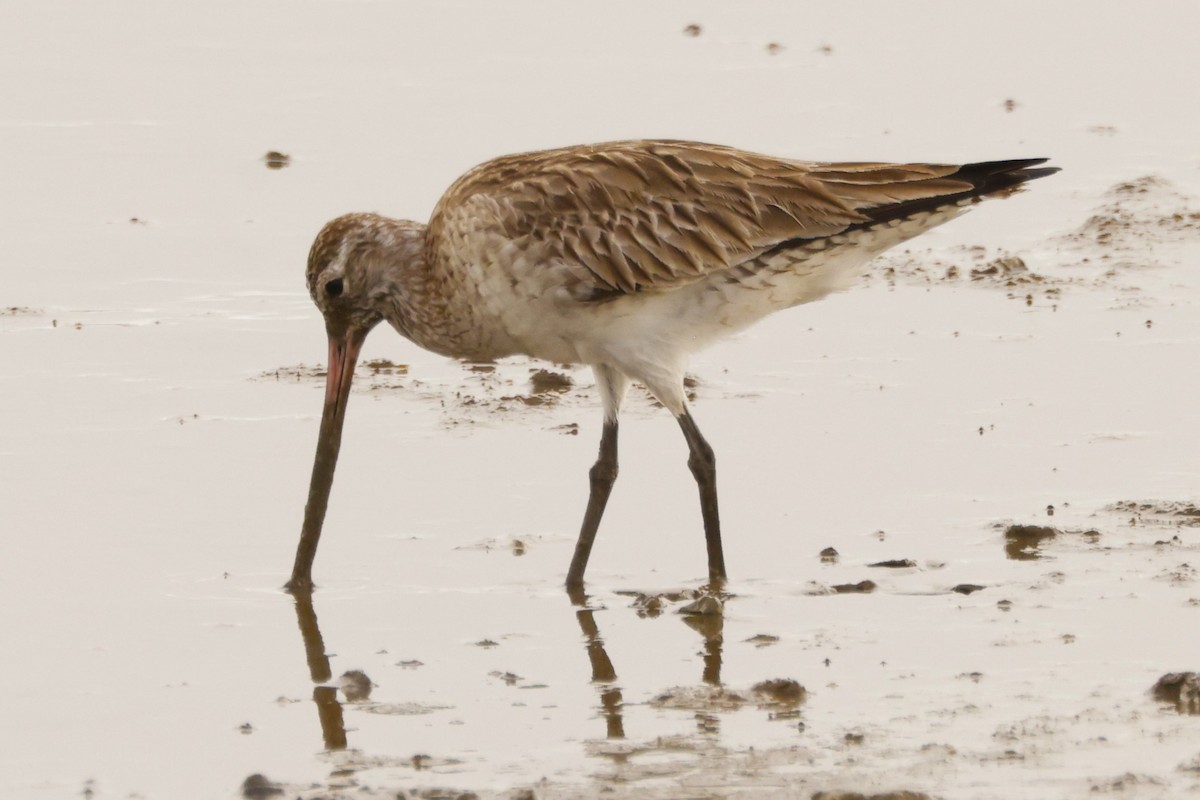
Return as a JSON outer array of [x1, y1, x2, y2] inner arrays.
[[286, 326, 368, 593]]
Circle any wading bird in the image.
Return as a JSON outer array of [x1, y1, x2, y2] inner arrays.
[[287, 140, 1057, 593]]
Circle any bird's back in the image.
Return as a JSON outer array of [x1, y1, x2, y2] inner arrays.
[[420, 141, 1055, 363]]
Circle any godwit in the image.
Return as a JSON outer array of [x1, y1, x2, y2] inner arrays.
[[286, 140, 1057, 593]]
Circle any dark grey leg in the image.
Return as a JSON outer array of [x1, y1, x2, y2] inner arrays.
[[678, 410, 727, 582], [566, 418, 619, 588]]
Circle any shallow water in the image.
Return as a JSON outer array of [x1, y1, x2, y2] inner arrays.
[[2, 2, 1200, 798]]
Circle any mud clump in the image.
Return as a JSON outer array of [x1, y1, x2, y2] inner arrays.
[[819, 547, 839, 563], [1004, 524, 1059, 560], [529, 368, 573, 394], [679, 595, 723, 616], [338, 670, 373, 702], [751, 678, 806, 707], [623, 588, 697, 618], [970, 255, 1038, 285], [952, 584, 985, 595], [1152, 672, 1200, 714], [869, 559, 916, 569], [832, 580, 876, 594], [240, 773, 284, 798], [632, 595, 666, 617], [1002, 523, 1101, 560]]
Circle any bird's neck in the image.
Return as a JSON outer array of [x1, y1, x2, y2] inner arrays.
[[365, 221, 462, 357]]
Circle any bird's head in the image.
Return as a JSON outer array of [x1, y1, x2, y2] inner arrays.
[[305, 212, 399, 340], [288, 212, 421, 593]]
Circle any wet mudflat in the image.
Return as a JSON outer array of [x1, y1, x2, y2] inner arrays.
[[3, 2, 1200, 798]]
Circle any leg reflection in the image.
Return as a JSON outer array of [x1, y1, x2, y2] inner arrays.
[[680, 592, 724, 687], [568, 586, 625, 740], [292, 591, 348, 751], [680, 591, 725, 734]]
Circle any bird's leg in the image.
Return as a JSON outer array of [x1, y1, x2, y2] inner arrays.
[[566, 418, 619, 588], [677, 409, 727, 582]]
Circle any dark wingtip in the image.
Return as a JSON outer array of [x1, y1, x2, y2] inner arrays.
[[848, 158, 1059, 230], [954, 159, 1061, 194], [1017, 166, 1061, 181], [960, 157, 1053, 173]]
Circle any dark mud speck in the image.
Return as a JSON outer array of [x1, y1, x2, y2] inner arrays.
[[820, 547, 839, 563], [363, 358, 408, 375], [869, 559, 916, 569], [833, 580, 876, 594], [952, 584, 985, 595], [489, 670, 521, 686], [263, 150, 290, 169], [746, 633, 779, 647]]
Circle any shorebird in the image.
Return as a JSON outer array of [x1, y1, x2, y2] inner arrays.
[[286, 140, 1057, 593]]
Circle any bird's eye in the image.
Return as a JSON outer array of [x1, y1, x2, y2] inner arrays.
[[325, 278, 344, 298]]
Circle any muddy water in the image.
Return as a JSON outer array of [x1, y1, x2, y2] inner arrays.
[[3, 2, 1200, 798]]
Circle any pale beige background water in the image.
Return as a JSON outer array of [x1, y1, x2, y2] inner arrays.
[[2, 2, 1199, 798]]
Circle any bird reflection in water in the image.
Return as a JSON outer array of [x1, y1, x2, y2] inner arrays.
[[568, 585, 626, 740], [291, 591, 348, 751], [286, 584, 728, 765], [570, 583, 728, 745]]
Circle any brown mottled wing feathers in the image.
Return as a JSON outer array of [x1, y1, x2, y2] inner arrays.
[[428, 141, 1045, 294]]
